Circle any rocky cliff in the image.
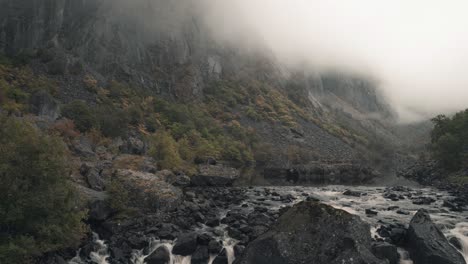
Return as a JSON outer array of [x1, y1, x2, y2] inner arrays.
[[0, 0, 409, 176]]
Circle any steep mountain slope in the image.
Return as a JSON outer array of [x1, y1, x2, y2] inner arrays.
[[0, 0, 411, 175]]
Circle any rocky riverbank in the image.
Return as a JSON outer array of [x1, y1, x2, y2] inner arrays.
[[398, 159, 468, 210], [40, 183, 468, 264]]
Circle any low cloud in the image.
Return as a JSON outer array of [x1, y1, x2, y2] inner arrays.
[[200, 0, 468, 122]]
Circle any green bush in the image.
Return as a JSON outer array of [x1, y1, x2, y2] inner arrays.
[[0, 116, 86, 263], [61, 100, 96, 132], [128, 105, 143, 126], [95, 105, 129, 138], [148, 130, 183, 170]]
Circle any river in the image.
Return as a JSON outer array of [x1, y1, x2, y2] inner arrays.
[[69, 185, 468, 264]]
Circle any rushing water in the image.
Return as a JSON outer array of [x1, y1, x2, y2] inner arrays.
[[70, 185, 468, 264]]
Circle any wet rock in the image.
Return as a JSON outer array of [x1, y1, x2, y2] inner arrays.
[[234, 245, 245, 258], [343, 190, 363, 197], [235, 201, 385, 264], [365, 209, 378, 216], [443, 200, 463, 212], [412, 196, 435, 205], [146, 246, 171, 264], [384, 192, 400, 201], [372, 242, 399, 264], [206, 218, 220, 227], [396, 210, 410, 215], [406, 209, 466, 264], [197, 233, 212, 245], [389, 228, 406, 246], [213, 248, 228, 264], [208, 240, 223, 254], [172, 233, 198, 256], [389, 186, 412, 192], [191, 246, 210, 264], [449, 236, 463, 251], [191, 164, 240, 187], [247, 212, 271, 227], [88, 200, 112, 221], [128, 235, 148, 249], [250, 226, 269, 239]]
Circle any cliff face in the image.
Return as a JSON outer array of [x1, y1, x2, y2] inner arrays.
[[0, 0, 403, 169]]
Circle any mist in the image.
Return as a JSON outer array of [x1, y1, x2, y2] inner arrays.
[[197, 0, 468, 122]]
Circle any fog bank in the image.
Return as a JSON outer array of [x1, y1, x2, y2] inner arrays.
[[200, 0, 468, 122]]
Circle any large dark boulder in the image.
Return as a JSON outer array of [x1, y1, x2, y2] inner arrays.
[[371, 242, 399, 264], [235, 201, 385, 264], [406, 209, 466, 264], [172, 233, 198, 256], [146, 246, 170, 264], [191, 164, 240, 187], [88, 200, 112, 222]]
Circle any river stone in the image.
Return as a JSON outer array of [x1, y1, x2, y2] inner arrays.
[[146, 246, 170, 264], [191, 246, 210, 264], [371, 242, 399, 264], [235, 201, 385, 264], [172, 233, 198, 256], [406, 209, 466, 264]]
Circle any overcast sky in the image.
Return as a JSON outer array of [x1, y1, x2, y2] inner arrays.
[[201, 0, 468, 122]]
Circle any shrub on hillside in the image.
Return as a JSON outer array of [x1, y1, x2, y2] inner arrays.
[[148, 130, 183, 170], [61, 100, 96, 132], [95, 105, 129, 138], [0, 116, 86, 263]]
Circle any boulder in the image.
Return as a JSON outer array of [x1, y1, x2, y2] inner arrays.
[[235, 201, 385, 264], [191, 246, 210, 264], [121, 136, 146, 155], [146, 246, 170, 264], [406, 209, 466, 264], [88, 200, 112, 221], [191, 164, 240, 187], [371, 242, 399, 264], [166, 172, 191, 187], [172, 233, 198, 256], [72, 136, 95, 158], [86, 167, 105, 191], [208, 240, 223, 254], [113, 169, 182, 212], [343, 190, 363, 197]]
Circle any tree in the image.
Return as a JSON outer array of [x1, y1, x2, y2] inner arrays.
[[0, 116, 86, 263], [432, 133, 462, 170], [148, 130, 183, 170]]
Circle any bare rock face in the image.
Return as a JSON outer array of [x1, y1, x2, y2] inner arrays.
[[406, 209, 466, 264], [235, 201, 385, 264], [191, 164, 240, 187], [113, 169, 182, 212]]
